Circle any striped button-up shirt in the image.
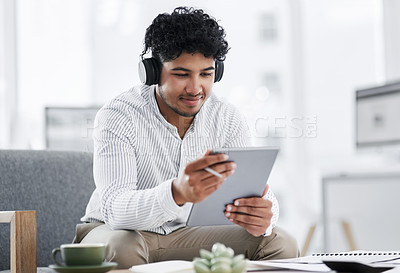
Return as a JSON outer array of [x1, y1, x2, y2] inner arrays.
[[81, 85, 278, 235]]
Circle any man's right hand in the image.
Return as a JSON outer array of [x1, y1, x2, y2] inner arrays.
[[172, 150, 236, 205]]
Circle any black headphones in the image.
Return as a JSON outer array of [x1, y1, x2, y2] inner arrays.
[[138, 57, 224, 86]]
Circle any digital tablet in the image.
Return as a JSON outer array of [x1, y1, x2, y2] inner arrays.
[[186, 146, 279, 227]]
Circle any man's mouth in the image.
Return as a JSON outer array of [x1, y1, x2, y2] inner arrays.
[[180, 96, 203, 107]]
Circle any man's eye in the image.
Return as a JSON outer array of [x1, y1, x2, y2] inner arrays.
[[201, 73, 213, 77], [173, 74, 188, 77]]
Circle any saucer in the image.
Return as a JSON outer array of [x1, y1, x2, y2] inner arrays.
[[48, 262, 117, 273]]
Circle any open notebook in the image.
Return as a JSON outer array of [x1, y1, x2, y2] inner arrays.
[[248, 251, 400, 272], [129, 251, 400, 273]]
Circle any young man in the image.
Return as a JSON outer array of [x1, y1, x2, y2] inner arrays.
[[74, 7, 298, 269]]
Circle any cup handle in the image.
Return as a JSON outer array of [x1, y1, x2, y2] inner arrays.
[[52, 248, 63, 266]]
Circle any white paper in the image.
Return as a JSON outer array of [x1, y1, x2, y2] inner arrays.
[[247, 260, 332, 272], [130, 260, 194, 273]]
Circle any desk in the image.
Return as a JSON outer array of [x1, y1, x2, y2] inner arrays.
[[108, 265, 400, 273], [108, 269, 326, 273], [108, 265, 304, 273]]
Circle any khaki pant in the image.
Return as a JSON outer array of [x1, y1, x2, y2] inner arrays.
[[74, 222, 299, 269]]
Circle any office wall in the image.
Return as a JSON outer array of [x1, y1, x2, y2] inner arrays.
[[289, 0, 387, 252], [383, 0, 400, 81], [11, 0, 92, 148]]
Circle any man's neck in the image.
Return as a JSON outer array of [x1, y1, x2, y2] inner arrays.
[[175, 116, 194, 138]]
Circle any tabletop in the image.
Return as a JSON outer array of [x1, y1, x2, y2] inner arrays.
[[108, 269, 336, 273]]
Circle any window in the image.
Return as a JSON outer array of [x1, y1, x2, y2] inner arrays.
[[0, 0, 17, 148]]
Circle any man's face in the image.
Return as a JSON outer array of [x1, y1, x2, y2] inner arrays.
[[156, 52, 215, 120]]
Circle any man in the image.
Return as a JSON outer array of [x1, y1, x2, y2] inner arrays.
[[74, 7, 298, 269]]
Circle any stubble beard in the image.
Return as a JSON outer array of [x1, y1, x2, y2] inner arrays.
[[158, 85, 203, 118]]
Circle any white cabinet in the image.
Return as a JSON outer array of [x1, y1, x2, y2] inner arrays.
[[322, 172, 400, 252]]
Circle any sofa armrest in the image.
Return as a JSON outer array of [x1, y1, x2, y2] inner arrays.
[[0, 211, 37, 273]]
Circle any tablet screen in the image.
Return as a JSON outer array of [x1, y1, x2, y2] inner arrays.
[[186, 147, 279, 227]]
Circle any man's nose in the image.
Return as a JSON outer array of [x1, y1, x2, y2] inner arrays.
[[186, 76, 202, 95]]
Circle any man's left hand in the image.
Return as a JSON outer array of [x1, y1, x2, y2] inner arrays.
[[224, 185, 273, 237]]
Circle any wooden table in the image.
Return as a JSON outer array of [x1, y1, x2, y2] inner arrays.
[[0, 211, 36, 273]]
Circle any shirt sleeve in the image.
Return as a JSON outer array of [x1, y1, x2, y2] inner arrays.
[[223, 105, 279, 236], [93, 106, 182, 230], [263, 188, 279, 236], [223, 106, 252, 148]]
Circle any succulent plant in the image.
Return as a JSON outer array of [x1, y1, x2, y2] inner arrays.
[[193, 243, 247, 273]]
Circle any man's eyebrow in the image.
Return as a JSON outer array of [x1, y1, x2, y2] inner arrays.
[[202, 66, 215, 71], [171, 66, 215, 72], [171, 67, 191, 72]]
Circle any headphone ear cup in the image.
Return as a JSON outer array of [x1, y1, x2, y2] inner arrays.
[[214, 61, 224, 83], [138, 57, 161, 85]]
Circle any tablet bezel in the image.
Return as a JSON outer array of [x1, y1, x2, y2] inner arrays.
[[186, 146, 279, 227]]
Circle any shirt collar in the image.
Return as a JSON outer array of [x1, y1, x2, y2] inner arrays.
[[144, 85, 176, 130]]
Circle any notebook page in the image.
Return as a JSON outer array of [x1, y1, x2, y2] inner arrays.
[[129, 260, 194, 273]]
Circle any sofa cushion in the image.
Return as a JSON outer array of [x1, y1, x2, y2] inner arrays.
[[0, 150, 95, 270]]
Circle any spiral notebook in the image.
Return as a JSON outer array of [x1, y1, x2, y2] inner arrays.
[[311, 251, 400, 264], [248, 251, 400, 272]]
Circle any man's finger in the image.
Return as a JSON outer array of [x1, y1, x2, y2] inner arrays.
[[185, 153, 229, 172], [227, 212, 264, 227], [202, 179, 225, 196], [201, 161, 236, 179], [226, 212, 271, 236], [229, 219, 267, 237], [200, 170, 233, 190], [226, 205, 269, 218], [233, 197, 272, 208]]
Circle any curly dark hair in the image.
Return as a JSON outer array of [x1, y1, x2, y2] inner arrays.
[[141, 7, 229, 62]]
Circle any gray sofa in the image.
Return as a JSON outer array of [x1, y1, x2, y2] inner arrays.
[[0, 150, 95, 272]]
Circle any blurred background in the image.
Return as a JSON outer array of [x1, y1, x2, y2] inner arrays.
[[1, 0, 400, 254]]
